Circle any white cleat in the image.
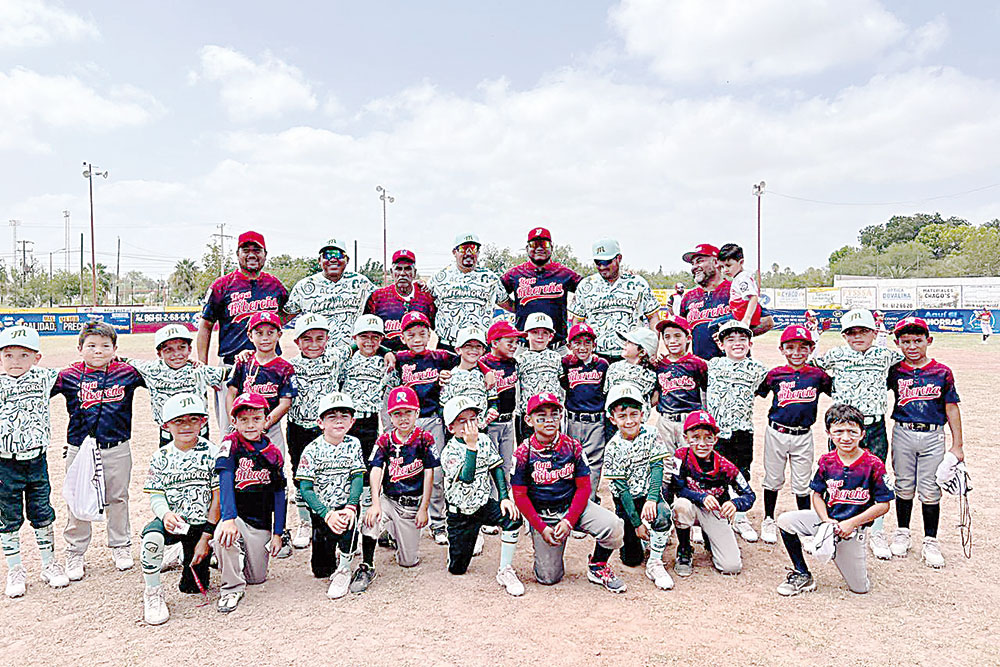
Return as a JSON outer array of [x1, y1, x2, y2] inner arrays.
[[921, 537, 945, 569], [6, 565, 27, 598], [291, 523, 312, 549], [66, 553, 85, 581], [890, 528, 911, 558], [733, 517, 759, 543], [496, 565, 525, 597], [473, 532, 485, 557], [143, 585, 169, 625], [41, 561, 70, 589], [112, 546, 134, 571], [645, 560, 674, 590], [760, 517, 778, 545], [327, 567, 351, 599], [869, 530, 892, 560]]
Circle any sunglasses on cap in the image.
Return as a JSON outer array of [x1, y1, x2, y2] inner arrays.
[[321, 248, 347, 261]]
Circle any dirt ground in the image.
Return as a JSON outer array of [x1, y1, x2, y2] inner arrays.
[[0, 331, 996, 666]]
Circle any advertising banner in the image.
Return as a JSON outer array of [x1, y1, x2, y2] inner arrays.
[[917, 286, 961, 309], [877, 286, 916, 310], [841, 286, 876, 309]]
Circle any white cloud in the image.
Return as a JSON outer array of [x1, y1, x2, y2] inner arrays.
[[0, 0, 98, 48], [191, 45, 318, 122]]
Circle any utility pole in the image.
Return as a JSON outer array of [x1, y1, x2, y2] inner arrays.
[[79, 232, 84, 306], [376, 186, 394, 285], [114, 236, 121, 305], [16, 240, 33, 283], [211, 223, 234, 277], [63, 210, 71, 273], [9, 220, 20, 262], [82, 162, 108, 306], [752, 181, 766, 289]]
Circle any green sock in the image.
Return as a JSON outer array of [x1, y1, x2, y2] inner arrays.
[[1, 532, 21, 568], [650, 530, 668, 562], [338, 551, 353, 573], [34, 524, 54, 566], [140, 532, 165, 588], [499, 529, 519, 569]]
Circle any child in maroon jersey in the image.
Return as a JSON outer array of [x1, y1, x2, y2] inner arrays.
[[479, 320, 524, 477], [652, 314, 707, 456], [561, 323, 609, 503]]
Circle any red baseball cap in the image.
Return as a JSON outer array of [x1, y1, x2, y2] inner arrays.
[[392, 249, 416, 264], [387, 386, 420, 413], [893, 316, 930, 336], [247, 310, 281, 332], [780, 325, 813, 345], [567, 322, 596, 342], [683, 410, 719, 434], [400, 311, 431, 331], [487, 320, 525, 343], [527, 227, 551, 243], [231, 392, 268, 416], [656, 313, 691, 335], [682, 243, 719, 263], [526, 392, 562, 415], [238, 231, 266, 250]]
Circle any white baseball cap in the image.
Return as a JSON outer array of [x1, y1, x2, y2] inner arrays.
[[618, 327, 658, 357], [444, 395, 481, 427], [318, 392, 355, 417], [352, 314, 385, 336], [154, 324, 194, 349], [524, 312, 555, 332], [453, 232, 481, 248], [605, 382, 646, 417], [455, 327, 487, 348], [160, 393, 208, 425], [840, 308, 876, 332], [0, 325, 40, 352], [592, 238, 621, 261], [293, 313, 330, 340]]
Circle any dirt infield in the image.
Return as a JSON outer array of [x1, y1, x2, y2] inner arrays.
[[1, 332, 996, 666]]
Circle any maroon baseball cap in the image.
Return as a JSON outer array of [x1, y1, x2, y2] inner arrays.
[[238, 231, 266, 250], [400, 311, 431, 331], [526, 392, 562, 415], [247, 310, 281, 332], [780, 325, 813, 345], [392, 249, 416, 264], [656, 313, 691, 335], [683, 410, 719, 434], [527, 227, 551, 243], [567, 322, 596, 342], [682, 243, 719, 263], [487, 320, 525, 343], [231, 392, 268, 416], [387, 386, 420, 413], [893, 316, 930, 336]]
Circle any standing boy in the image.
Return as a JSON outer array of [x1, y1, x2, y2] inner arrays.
[[478, 320, 524, 476], [440, 327, 495, 425], [516, 313, 564, 441], [561, 323, 609, 501], [652, 314, 707, 455]]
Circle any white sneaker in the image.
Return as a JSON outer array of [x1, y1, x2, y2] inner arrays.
[[691, 526, 704, 544], [143, 585, 169, 625], [112, 546, 134, 571], [161, 543, 183, 571], [5, 565, 26, 598], [481, 525, 500, 535], [432, 529, 449, 546], [645, 560, 674, 590], [921, 537, 945, 569], [217, 590, 244, 613], [291, 523, 312, 549], [890, 528, 911, 558], [41, 561, 70, 589], [869, 530, 892, 560], [66, 553, 85, 581], [495, 565, 525, 597], [473, 532, 485, 557], [733, 517, 759, 543], [327, 567, 351, 599], [760, 518, 778, 544]]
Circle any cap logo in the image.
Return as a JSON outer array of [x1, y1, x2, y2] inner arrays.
[[596, 246, 605, 253], [10, 329, 24, 338]]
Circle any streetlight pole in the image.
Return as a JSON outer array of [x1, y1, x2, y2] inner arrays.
[[376, 185, 394, 285], [83, 162, 108, 306], [752, 181, 766, 289]]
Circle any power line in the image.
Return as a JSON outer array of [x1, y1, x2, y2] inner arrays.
[[769, 181, 1000, 207]]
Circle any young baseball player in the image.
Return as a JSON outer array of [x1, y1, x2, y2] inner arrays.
[[754, 325, 832, 544], [652, 314, 707, 455], [440, 396, 524, 596], [440, 327, 497, 427], [561, 323, 609, 503], [511, 392, 627, 592], [0, 326, 69, 598], [52, 320, 145, 579], [213, 393, 287, 613], [516, 313, 564, 442], [295, 392, 366, 598], [479, 320, 523, 478], [705, 319, 766, 542], [604, 328, 659, 403], [669, 410, 755, 578], [775, 404, 893, 596], [718, 243, 761, 328], [887, 316, 964, 568], [813, 308, 903, 559], [140, 393, 219, 625], [603, 384, 674, 590], [978, 308, 992, 344], [873, 311, 888, 348], [366, 387, 438, 569]]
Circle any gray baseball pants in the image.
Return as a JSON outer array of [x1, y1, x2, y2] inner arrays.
[[891, 423, 945, 503], [416, 415, 447, 532], [566, 415, 606, 501], [381, 495, 424, 567], [213, 517, 272, 594], [672, 497, 742, 574], [64, 441, 132, 555], [777, 509, 870, 593], [529, 502, 625, 585], [763, 425, 814, 495]]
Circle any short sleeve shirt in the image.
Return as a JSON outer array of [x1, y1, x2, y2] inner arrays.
[[52, 360, 145, 446], [605, 360, 657, 402], [654, 354, 708, 415], [516, 348, 564, 414], [813, 345, 904, 417], [296, 435, 366, 509], [370, 428, 441, 497], [227, 356, 297, 413], [706, 357, 767, 437], [440, 433, 503, 514], [679, 281, 732, 361], [571, 271, 661, 356], [285, 272, 376, 347], [728, 270, 761, 325], [887, 360, 960, 426], [756, 365, 832, 428], [289, 346, 352, 426], [427, 265, 508, 345], [562, 354, 609, 413], [339, 352, 392, 415], [0, 366, 59, 454], [810, 450, 894, 524], [603, 426, 670, 497], [364, 284, 436, 351], [440, 367, 490, 416], [395, 350, 460, 417], [129, 359, 227, 424], [511, 434, 589, 511], [501, 261, 582, 345], [144, 437, 220, 524], [201, 271, 287, 363], [478, 354, 518, 415]]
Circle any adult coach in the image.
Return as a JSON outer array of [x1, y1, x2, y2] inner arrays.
[[427, 232, 512, 350], [197, 230, 288, 431], [501, 227, 581, 348], [679, 243, 773, 360], [571, 238, 661, 361], [285, 238, 376, 347], [364, 249, 436, 351]]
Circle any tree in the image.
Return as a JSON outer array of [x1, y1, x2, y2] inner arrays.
[[169, 259, 201, 304], [858, 213, 968, 250], [267, 254, 319, 291], [959, 226, 1000, 276], [479, 244, 516, 275], [915, 222, 973, 259], [358, 259, 385, 286]]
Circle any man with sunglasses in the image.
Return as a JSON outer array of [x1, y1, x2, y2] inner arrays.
[[501, 227, 582, 350], [571, 239, 661, 363], [427, 232, 512, 351], [285, 238, 376, 349], [364, 249, 436, 352]]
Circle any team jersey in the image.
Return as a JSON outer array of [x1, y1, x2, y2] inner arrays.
[[728, 269, 761, 326], [370, 428, 440, 497], [52, 360, 145, 446], [440, 367, 491, 417], [571, 271, 660, 356], [339, 351, 392, 415], [394, 349, 460, 417], [441, 433, 504, 514], [756, 365, 832, 428], [603, 425, 670, 498], [364, 284, 436, 351], [289, 346, 352, 427], [128, 359, 227, 424], [561, 354, 609, 413], [511, 433, 589, 511], [143, 437, 219, 524], [516, 348, 564, 414], [887, 360, 960, 426], [605, 360, 657, 402], [501, 261, 582, 345], [285, 271, 376, 347], [810, 450, 894, 524], [813, 345, 903, 417], [478, 353, 518, 414], [653, 354, 708, 415], [679, 280, 732, 361], [706, 356, 767, 438], [668, 446, 755, 511], [427, 265, 508, 346], [216, 433, 285, 531], [295, 435, 366, 510], [227, 355, 298, 413], [0, 366, 59, 454], [201, 270, 287, 364]]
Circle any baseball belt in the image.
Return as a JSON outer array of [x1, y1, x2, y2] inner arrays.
[[0, 448, 44, 461], [658, 412, 686, 422], [567, 411, 603, 423], [897, 422, 942, 432], [863, 415, 882, 426], [768, 421, 811, 436], [388, 494, 422, 508], [492, 413, 514, 423], [97, 440, 127, 450]]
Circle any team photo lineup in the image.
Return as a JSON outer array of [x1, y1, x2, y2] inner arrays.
[[0, 227, 972, 628]]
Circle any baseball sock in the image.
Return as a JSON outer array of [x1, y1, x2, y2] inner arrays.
[[763, 489, 778, 519], [676, 527, 691, 551], [296, 496, 311, 526], [872, 516, 885, 534], [922, 503, 939, 538], [591, 544, 613, 565], [795, 494, 810, 511], [896, 498, 914, 529], [499, 529, 519, 569], [34, 524, 54, 566], [337, 551, 352, 573], [649, 530, 668, 563], [779, 530, 810, 575], [1, 532, 21, 567], [141, 532, 165, 588], [361, 536, 376, 567]]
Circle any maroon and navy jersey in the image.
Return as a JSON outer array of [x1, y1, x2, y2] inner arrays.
[[654, 354, 708, 415], [668, 447, 755, 512], [395, 349, 459, 417], [52, 361, 145, 446], [810, 450, 894, 524], [511, 434, 589, 511], [561, 354, 609, 413], [501, 261, 582, 345], [679, 281, 732, 361], [364, 284, 436, 352], [887, 360, 959, 426], [201, 271, 288, 363], [478, 353, 518, 415], [370, 428, 440, 497], [756, 365, 832, 428], [216, 434, 286, 531], [227, 356, 298, 413]]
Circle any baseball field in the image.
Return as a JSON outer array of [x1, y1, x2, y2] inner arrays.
[[0, 332, 994, 666]]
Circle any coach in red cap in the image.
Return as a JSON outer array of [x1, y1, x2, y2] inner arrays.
[[364, 249, 436, 351], [501, 227, 582, 349]]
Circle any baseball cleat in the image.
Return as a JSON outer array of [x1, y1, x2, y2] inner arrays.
[[674, 547, 694, 577], [473, 532, 485, 556], [496, 565, 525, 597], [41, 561, 70, 589], [587, 560, 627, 593], [275, 532, 293, 559], [645, 560, 674, 590], [291, 524, 312, 549], [571, 530, 587, 540], [890, 528, 911, 558], [112, 546, 134, 571], [869, 530, 892, 560], [481, 525, 500, 535], [921, 537, 945, 569], [733, 517, 759, 543], [432, 529, 449, 546], [217, 590, 244, 613], [327, 567, 351, 599], [5, 564, 27, 598], [161, 543, 183, 571], [349, 563, 377, 594], [65, 554, 85, 581], [776, 569, 816, 597], [143, 585, 169, 625], [760, 518, 778, 545], [378, 531, 398, 550], [690, 526, 704, 544]]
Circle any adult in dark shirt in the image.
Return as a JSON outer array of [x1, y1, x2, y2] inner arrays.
[[364, 249, 436, 352]]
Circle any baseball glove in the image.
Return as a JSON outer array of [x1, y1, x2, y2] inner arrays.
[[935, 452, 972, 496], [812, 522, 837, 564]]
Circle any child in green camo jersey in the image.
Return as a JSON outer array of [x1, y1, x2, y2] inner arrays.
[[515, 313, 564, 442], [440, 327, 498, 429]]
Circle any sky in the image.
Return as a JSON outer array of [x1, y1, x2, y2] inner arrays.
[[2, 0, 1000, 279]]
